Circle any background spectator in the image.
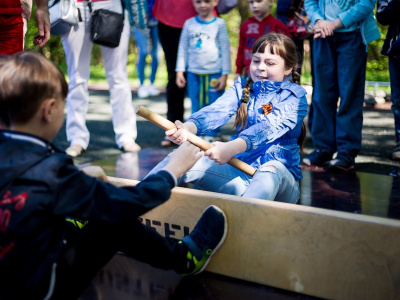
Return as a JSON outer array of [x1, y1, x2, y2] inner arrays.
[[376, 0, 400, 160]]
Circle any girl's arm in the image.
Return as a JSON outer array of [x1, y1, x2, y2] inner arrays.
[[239, 92, 308, 152], [204, 138, 247, 164], [218, 20, 231, 80]]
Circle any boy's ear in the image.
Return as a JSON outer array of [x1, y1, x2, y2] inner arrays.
[[41, 98, 57, 123]]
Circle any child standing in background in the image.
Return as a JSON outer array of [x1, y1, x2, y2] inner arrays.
[[236, 0, 289, 78], [176, 0, 231, 143]]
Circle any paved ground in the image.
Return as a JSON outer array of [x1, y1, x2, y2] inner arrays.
[[53, 84, 400, 176]]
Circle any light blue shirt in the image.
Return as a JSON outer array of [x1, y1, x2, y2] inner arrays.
[[176, 16, 231, 75]]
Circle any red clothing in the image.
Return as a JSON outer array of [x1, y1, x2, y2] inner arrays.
[[0, 0, 23, 15], [235, 15, 290, 75], [0, 14, 23, 55], [153, 0, 197, 29]]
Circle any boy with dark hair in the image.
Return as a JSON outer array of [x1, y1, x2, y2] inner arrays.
[[0, 52, 228, 300]]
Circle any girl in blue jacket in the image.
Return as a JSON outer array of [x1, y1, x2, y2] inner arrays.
[[148, 33, 308, 203]]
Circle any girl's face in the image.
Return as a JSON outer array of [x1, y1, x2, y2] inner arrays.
[[249, 45, 293, 83]]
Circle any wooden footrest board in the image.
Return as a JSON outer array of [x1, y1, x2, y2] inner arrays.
[[109, 177, 400, 300]]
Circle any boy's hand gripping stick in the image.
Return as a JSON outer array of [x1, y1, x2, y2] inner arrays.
[[136, 106, 257, 177]]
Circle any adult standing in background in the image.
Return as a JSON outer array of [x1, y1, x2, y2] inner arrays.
[[152, 0, 197, 146], [376, 0, 400, 160], [134, 0, 161, 99], [61, 0, 141, 157], [302, 0, 380, 171], [0, 0, 50, 54]]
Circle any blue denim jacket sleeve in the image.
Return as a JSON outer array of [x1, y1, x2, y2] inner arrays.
[[238, 85, 308, 152]]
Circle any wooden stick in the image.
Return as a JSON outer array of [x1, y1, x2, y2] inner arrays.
[[136, 105, 257, 176]]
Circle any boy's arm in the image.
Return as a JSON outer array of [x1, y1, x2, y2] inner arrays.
[[218, 20, 231, 76], [52, 143, 203, 222], [175, 21, 189, 73], [304, 0, 324, 24]]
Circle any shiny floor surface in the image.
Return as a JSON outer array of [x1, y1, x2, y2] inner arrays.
[[92, 147, 400, 221]]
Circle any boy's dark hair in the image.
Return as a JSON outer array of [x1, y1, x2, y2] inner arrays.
[[0, 51, 68, 127]]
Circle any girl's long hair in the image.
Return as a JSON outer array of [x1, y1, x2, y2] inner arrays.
[[234, 33, 300, 130]]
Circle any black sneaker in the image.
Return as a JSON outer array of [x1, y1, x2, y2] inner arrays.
[[179, 205, 228, 275], [302, 148, 333, 166], [392, 142, 400, 160], [328, 153, 355, 171]]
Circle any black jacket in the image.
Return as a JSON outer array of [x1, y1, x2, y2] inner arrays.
[[377, 0, 400, 56], [0, 131, 175, 299]]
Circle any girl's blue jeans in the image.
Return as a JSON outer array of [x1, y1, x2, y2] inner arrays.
[[146, 154, 300, 204], [133, 25, 159, 85]]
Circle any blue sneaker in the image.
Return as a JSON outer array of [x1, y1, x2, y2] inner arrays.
[[180, 205, 228, 275], [328, 152, 355, 171], [302, 148, 333, 166]]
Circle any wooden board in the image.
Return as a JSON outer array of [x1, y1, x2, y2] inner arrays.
[[109, 177, 400, 300]]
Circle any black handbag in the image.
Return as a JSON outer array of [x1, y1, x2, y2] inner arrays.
[[89, 1, 124, 48]]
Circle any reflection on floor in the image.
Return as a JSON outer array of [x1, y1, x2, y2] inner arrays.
[[79, 254, 319, 300], [92, 148, 400, 221], [80, 147, 400, 300]]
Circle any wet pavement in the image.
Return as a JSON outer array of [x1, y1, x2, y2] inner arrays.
[[52, 85, 400, 299]]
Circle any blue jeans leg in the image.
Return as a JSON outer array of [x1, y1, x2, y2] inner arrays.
[[145, 153, 299, 203], [149, 25, 159, 84], [133, 28, 148, 85], [389, 56, 400, 143], [243, 160, 300, 203], [336, 31, 366, 155], [310, 36, 339, 154], [187, 72, 224, 137]]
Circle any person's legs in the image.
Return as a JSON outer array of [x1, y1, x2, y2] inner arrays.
[[243, 160, 300, 203], [389, 55, 400, 159], [309, 36, 339, 154], [52, 219, 187, 299], [206, 73, 224, 138], [0, 14, 24, 55], [335, 31, 367, 158], [149, 25, 159, 85], [133, 27, 148, 86], [389, 56, 400, 144], [61, 3, 93, 150], [158, 21, 186, 122], [53, 206, 227, 298], [187, 72, 201, 114], [100, 1, 138, 149]]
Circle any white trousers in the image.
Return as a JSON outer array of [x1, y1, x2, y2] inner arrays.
[[61, 0, 137, 149]]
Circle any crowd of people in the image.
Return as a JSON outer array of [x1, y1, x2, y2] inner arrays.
[[0, 0, 399, 298]]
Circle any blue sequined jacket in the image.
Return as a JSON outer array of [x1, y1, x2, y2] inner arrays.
[[187, 78, 308, 180]]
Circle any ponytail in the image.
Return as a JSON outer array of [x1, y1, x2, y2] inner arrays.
[[233, 77, 254, 130], [291, 69, 301, 85]]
